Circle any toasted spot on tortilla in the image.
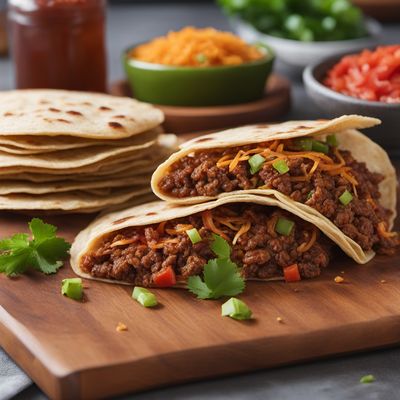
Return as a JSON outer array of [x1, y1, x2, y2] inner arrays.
[[113, 115, 126, 119], [109, 121, 124, 129], [3, 112, 13, 116], [99, 106, 112, 111], [146, 212, 157, 216], [49, 107, 61, 112], [56, 118, 71, 124], [113, 216, 133, 224], [194, 137, 212, 143], [67, 110, 83, 116]]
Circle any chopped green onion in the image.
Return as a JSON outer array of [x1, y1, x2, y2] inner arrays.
[[248, 154, 265, 175], [326, 134, 338, 147], [221, 297, 252, 320], [275, 217, 295, 236], [339, 190, 353, 206], [273, 159, 289, 174], [61, 278, 83, 301], [196, 53, 207, 63], [295, 138, 313, 151], [360, 374, 375, 384], [186, 228, 202, 244], [312, 140, 329, 154], [132, 286, 158, 308], [307, 190, 315, 200]]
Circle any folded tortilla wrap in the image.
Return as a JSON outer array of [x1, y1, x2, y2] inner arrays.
[[151, 115, 397, 264], [71, 194, 340, 286]]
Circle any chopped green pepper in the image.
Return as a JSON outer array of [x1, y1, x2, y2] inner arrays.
[[326, 134, 338, 147], [132, 287, 158, 308], [248, 154, 265, 174], [339, 190, 353, 205], [307, 190, 315, 200], [61, 278, 83, 301], [295, 138, 313, 151], [275, 217, 295, 236], [273, 159, 289, 174], [186, 228, 202, 244], [196, 53, 207, 63], [312, 140, 329, 154], [360, 374, 375, 384], [221, 297, 252, 320]]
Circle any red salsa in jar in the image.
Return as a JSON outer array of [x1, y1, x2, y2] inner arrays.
[[8, 0, 107, 92], [324, 45, 400, 104]]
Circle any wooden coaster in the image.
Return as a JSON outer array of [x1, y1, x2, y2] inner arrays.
[[110, 74, 291, 134]]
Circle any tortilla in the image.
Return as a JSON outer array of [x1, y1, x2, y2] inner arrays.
[[0, 164, 158, 183], [151, 115, 397, 264], [70, 194, 332, 285], [0, 187, 152, 212], [0, 176, 152, 195], [0, 138, 156, 170], [0, 127, 162, 154], [0, 89, 163, 138]]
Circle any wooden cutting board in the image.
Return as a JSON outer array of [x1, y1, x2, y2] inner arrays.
[[1, 175, 400, 400]]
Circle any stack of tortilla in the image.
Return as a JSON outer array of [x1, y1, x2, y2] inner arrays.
[[0, 89, 177, 213]]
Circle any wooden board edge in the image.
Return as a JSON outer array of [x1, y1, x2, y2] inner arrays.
[[78, 316, 400, 399], [0, 307, 80, 400], [3, 313, 398, 400]]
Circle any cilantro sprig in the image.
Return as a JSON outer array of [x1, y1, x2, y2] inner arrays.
[[0, 218, 71, 276], [187, 234, 245, 299]]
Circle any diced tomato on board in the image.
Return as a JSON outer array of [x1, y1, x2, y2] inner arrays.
[[153, 266, 177, 287]]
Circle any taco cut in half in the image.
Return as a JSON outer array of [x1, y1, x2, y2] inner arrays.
[[152, 116, 398, 264], [71, 195, 336, 286]]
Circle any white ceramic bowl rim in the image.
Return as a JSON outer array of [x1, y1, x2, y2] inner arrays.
[[233, 17, 382, 47], [303, 53, 400, 109]]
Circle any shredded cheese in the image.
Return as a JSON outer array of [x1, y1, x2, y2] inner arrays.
[[377, 222, 398, 238], [202, 210, 230, 241], [165, 224, 193, 235], [297, 228, 317, 253], [267, 215, 278, 237], [110, 238, 137, 248], [232, 221, 251, 245], [156, 221, 167, 234]]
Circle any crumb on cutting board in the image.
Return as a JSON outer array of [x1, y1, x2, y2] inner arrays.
[[116, 322, 128, 332]]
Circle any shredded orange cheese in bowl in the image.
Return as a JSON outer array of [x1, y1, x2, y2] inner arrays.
[[130, 27, 265, 67]]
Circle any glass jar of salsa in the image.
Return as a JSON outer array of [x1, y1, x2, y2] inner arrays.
[[8, 0, 107, 92]]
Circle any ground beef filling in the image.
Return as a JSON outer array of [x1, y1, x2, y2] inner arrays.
[[81, 205, 330, 286], [159, 144, 398, 253]]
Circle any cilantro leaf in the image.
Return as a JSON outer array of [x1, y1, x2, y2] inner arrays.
[[204, 258, 245, 298], [0, 233, 29, 251], [29, 218, 57, 244], [187, 234, 245, 300], [0, 249, 31, 276], [0, 219, 70, 277], [187, 276, 212, 299], [210, 233, 231, 259]]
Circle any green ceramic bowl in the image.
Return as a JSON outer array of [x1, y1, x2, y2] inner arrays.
[[123, 44, 274, 107]]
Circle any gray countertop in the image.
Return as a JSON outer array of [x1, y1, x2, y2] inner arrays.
[[1, 3, 399, 400]]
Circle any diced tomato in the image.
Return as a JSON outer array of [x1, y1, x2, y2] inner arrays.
[[153, 266, 176, 287], [324, 45, 400, 104], [283, 264, 301, 282]]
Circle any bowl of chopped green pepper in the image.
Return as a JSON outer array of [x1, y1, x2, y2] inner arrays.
[[218, 0, 382, 69]]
